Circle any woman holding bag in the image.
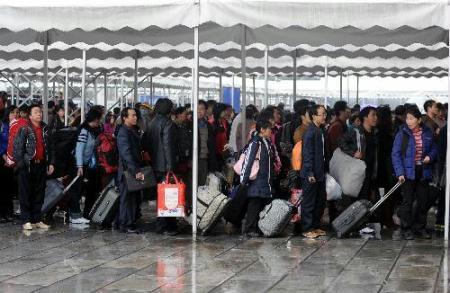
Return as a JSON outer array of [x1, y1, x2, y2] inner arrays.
[[241, 119, 274, 237], [391, 106, 438, 240]]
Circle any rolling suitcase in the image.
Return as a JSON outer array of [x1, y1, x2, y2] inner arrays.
[[89, 182, 120, 225], [195, 186, 229, 235], [42, 176, 80, 213], [332, 181, 402, 238], [258, 197, 302, 237]]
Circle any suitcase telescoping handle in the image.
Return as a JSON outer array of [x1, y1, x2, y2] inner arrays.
[[62, 175, 81, 195], [369, 181, 403, 214]]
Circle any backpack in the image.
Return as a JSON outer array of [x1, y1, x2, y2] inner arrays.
[[291, 140, 303, 171], [6, 118, 29, 167], [96, 133, 118, 174], [54, 126, 80, 158]]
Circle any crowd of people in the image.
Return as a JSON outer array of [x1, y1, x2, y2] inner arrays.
[[0, 90, 447, 240]]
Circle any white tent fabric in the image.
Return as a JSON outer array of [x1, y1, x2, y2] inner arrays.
[[0, 1, 447, 77], [201, 0, 449, 29], [0, 0, 447, 31]]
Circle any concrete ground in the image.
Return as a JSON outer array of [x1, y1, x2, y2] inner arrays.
[[0, 202, 448, 293]]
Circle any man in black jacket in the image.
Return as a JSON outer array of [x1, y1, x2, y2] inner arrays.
[[198, 100, 218, 185], [300, 105, 327, 239], [13, 104, 54, 230], [337, 106, 378, 201], [142, 98, 178, 234], [117, 107, 144, 233]]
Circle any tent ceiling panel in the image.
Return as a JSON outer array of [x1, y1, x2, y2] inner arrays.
[[0, 43, 447, 61], [0, 24, 446, 47]]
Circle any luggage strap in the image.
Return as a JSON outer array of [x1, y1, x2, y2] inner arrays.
[[369, 181, 403, 214]]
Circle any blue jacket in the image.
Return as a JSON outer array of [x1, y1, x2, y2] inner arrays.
[[117, 124, 143, 180], [240, 135, 273, 199], [391, 125, 438, 181], [300, 124, 325, 182], [0, 121, 8, 156], [75, 127, 98, 168]]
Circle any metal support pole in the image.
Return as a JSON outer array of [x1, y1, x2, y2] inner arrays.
[[219, 71, 223, 102], [192, 26, 200, 239], [264, 46, 269, 108], [252, 75, 256, 105], [43, 32, 49, 123], [104, 71, 107, 108], [340, 69, 343, 101], [356, 75, 360, 105], [80, 49, 87, 123], [52, 81, 55, 98], [445, 15, 450, 242], [10, 74, 14, 105], [114, 79, 118, 102], [94, 78, 98, 105], [134, 51, 139, 105], [347, 72, 350, 103], [150, 75, 153, 105], [120, 75, 124, 110], [64, 67, 69, 126], [293, 50, 297, 104], [324, 62, 328, 107], [241, 25, 247, 145], [15, 74, 19, 106]]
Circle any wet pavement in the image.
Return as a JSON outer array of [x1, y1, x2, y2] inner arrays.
[[0, 204, 448, 293]]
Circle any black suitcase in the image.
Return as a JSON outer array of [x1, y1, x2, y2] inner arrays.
[[223, 184, 248, 225], [42, 176, 80, 213], [332, 181, 402, 238], [89, 182, 120, 225]]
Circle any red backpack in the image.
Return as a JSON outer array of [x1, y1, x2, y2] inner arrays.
[[96, 133, 118, 174], [6, 118, 30, 168]]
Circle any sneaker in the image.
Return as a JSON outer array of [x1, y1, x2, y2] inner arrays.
[[314, 229, 327, 236], [415, 229, 432, 240], [70, 217, 90, 225], [302, 231, 319, 239], [22, 222, 33, 230], [33, 222, 50, 229], [402, 230, 414, 240]]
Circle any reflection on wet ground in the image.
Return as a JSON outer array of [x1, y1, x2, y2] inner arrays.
[[0, 206, 448, 293]]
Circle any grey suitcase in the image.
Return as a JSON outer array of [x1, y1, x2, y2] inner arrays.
[[258, 197, 301, 237], [42, 176, 80, 213], [332, 181, 402, 238], [196, 186, 229, 235], [89, 183, 120, 225]]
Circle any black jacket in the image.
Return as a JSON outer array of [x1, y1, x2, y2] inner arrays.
[[142, 114, 177, 173], [337, 126, 378, 178], [117, 124, 143, 179], [300, 124, 325, 182], [13, 121, 54, 169], [198, 119, 218, 173]]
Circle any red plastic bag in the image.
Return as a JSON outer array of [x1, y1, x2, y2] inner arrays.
[[157, 172, 186, 217]]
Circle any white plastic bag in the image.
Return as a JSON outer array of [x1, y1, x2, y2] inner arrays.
[[326, 173, 342, 201]]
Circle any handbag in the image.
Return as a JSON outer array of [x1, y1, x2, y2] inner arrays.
[[124, 165, 156, 192], [157, 172, 186, 217], [233, 142, 261, 180]]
